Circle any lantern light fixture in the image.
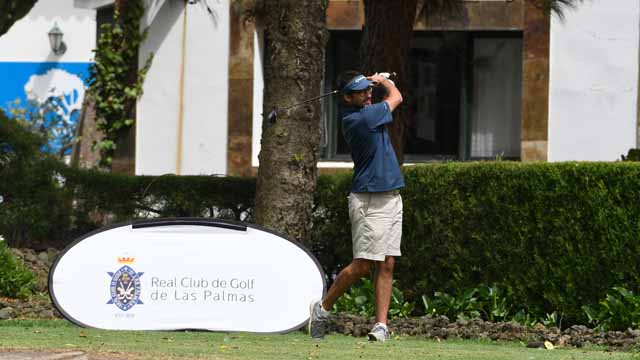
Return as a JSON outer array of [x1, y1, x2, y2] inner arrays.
[[48, 22, 67, 55]]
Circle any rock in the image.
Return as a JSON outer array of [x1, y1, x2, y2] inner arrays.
[[556, 334, 571, 347], [38, 252, 49, 263], [527, 342, 545, 348], [0, 307, 14, 320], [434, 315, 449, 328], [533, 323, 547, 331], [10, 248, 24, 260], [47, 248, 59, 262], [627, 328, 640, 337], [38, 309, 55, 319], [24, 251, 37, 264]]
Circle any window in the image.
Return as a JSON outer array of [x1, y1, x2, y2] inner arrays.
[[96, 5, 115, 43], [322, 31, 523, 161]]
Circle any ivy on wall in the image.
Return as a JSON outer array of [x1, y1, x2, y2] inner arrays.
[[88, 0, 153, 167]]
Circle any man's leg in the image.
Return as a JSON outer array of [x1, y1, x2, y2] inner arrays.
[[322, 258, 372, 310], [366, 256, 395, 342], [374, 256, 395, 324], [309, 258, 372, 339]]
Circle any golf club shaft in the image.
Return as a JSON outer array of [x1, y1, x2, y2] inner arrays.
[[279, 90, 339, 111]]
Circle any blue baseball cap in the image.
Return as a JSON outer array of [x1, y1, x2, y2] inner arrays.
[[341, 74, 373, 94]]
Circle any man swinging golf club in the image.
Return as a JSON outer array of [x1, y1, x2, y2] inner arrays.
[[309, 70, 404, 342]]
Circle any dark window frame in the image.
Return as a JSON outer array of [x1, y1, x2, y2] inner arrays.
[[321, 30, 523, 162]]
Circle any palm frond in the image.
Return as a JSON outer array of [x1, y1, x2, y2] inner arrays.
[[545, 0, 585, 20]]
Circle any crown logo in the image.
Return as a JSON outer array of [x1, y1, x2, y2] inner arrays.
[[117, 256, 135, 264]]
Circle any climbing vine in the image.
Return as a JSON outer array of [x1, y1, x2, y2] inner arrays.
[[88, 0, 153, 167]]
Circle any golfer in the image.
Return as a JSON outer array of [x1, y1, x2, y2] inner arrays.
[[309, 70, 404, 342]]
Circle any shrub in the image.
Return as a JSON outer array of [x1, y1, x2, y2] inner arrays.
[[333, 278, 414, 319], [583, 287, 640, 331], [58, 167, 256, 243], [621, 149, 640, 161], [0, 114, 71, 248], [0, 109, 255, 248], [0, 237, 37, 299], [313, 162, 640, 325]]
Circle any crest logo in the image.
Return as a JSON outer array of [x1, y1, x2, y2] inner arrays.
[[107, 256, 144, 311]]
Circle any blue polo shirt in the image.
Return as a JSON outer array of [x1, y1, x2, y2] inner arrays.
[[340, 102, 405, 193]]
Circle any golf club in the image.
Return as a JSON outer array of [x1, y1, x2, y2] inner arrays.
[[266, 90, 339, 124], [265, 72, 397, 123]]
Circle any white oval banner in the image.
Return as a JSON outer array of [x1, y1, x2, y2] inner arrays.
[[49, 218, 326, 333]]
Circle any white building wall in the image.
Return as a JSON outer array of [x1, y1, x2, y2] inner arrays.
[[136, 0, 229, 175], [0, 0, 95, 156], [549, 0, 640, 161], [252, 28, 264, 168], [0, 0, 95, 62]]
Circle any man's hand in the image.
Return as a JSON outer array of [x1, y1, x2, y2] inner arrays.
[[367, 73, 402, 112]]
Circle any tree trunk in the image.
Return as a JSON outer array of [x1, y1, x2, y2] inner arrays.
[[0, 0, 38, 37], [360, 0, 418, 165], [254, 0, 329, 243]]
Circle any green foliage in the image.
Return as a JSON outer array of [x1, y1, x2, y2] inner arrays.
[[476, 284, 511, 322], [89, 0, 153, 167], [314, 162, 640, 325], [421, 284, 565, 328], [5, 97, 76, 157], [583, 287, 640, 331], [333, 278, 413, 319], [0, 113, 71, 248], [4, 154, 640, 327], [0, 238, 37, 299], [420, 285, 511, 322], [422, 289, 481, 320], [0, 109, 254, 248], [621, 149, 640, 161]]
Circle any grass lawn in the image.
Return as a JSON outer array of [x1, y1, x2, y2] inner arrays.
[[0, 320, 635, 360]]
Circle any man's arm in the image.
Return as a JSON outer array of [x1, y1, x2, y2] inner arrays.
[[368, 73, 403, 112]]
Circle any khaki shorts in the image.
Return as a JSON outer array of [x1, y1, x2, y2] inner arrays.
[[348, 191, 403, 261]]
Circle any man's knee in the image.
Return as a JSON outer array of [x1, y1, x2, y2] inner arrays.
[[351, 259, 373, 277], [377, 256, 395, 274]]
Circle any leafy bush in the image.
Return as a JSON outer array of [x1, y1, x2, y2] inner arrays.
[[0, 109, 255, 248], [314, 162, 640, 325], [0, 114, 71, 248], [333, 278, 414, 319], [58, 167, 256, 242], [421, 284, 565, 328], [621, 149, 640, 161], [0, 237, 37, 299], [421, 285, 512, 322], [583, 287, 640, 331]]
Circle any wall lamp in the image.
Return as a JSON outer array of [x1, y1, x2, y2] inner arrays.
[[48, 22, 67, 55]]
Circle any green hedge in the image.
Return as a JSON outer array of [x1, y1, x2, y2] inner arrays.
[[3, 115, 640, 323], [0, 116, 71, 248], [58, 168, 256, 242], [0, 112, 255, 248], [312, 162, 640, 324]]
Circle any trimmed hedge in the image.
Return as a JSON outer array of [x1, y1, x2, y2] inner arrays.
[[0, 116, 71, 248], [0, 112, 255, 248], [58, 168, 256, 241], [3, 117, 640, 324], [312, 162, 640, 324]]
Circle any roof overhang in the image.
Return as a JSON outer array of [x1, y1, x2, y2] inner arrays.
[[73, 0, 115, 10]]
